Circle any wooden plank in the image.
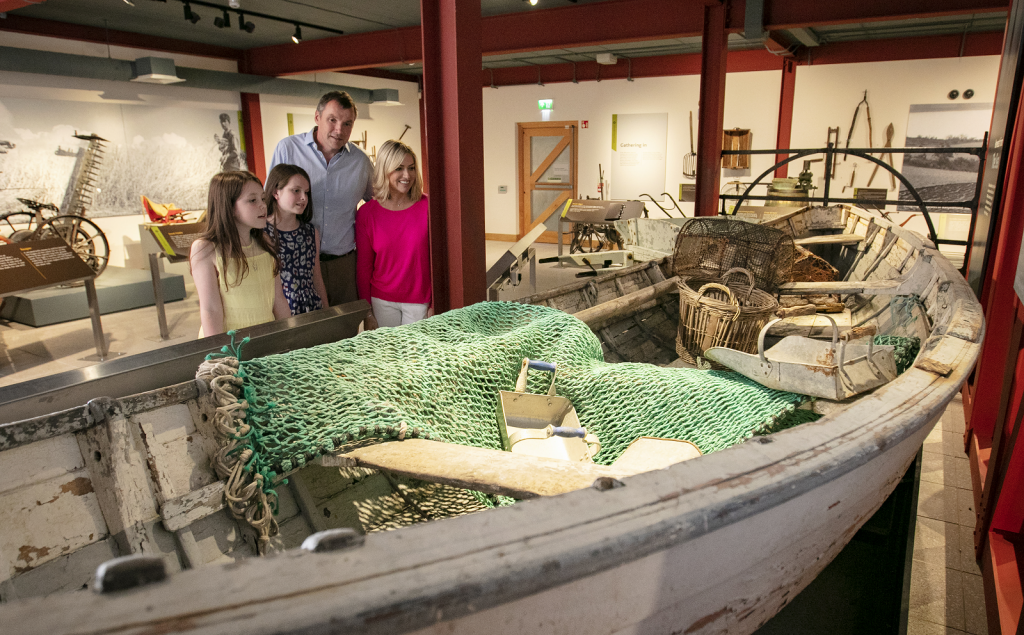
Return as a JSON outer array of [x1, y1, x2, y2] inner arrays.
[[343, 439, 629, 499], [160, 481, 226, 532], [76, 399, 159, 555], [793, 234, 865, 246], [0, 434, 85, 497], [0, 468, 107, 583], [0, 404, 94, 453], [134, 404, 219, 505], [777, 279, 902, 295], [573, 277, 679, 330]]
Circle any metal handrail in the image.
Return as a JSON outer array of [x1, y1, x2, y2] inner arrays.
[[718, 137, 988, 256]]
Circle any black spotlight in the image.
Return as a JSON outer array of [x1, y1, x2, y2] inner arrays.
[[214, 10, 231, 28], [183, 2, 200, 24], [291, 24, 302, 44], [239, 13, 256, 33]]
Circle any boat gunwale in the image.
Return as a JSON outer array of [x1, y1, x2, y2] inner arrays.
[[0, 206, 985, 635]]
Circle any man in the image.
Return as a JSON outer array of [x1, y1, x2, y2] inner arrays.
[[269, 91, 373, 307]]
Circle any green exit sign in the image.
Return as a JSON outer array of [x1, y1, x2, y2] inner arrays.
[[538, 99, 553, 110]]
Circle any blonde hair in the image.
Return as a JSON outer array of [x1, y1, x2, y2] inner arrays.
[[373, 140, 422, 205]]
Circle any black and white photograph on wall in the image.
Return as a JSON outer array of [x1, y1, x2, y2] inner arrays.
[[0, 98, 240, 218], [215, 112, 246, 172], [897, 102, 992, 213]]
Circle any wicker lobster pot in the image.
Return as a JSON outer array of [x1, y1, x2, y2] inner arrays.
[[676, 267, 779, 364]]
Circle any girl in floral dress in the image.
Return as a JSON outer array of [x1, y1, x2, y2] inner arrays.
[[263, 164, 328, 315]]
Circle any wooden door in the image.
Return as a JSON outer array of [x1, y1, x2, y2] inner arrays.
[[517, 122, 578, 242]]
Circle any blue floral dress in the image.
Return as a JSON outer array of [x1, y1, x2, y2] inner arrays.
[[265, 223, 323, 315]]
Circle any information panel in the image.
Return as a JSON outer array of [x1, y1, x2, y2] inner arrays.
[[610, 113, 668, 201], [0, 238, 95, 296], [148, 222, 205, 258]]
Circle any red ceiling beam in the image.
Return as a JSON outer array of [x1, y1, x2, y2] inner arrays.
[[241, 26, 422, 77], [479, 32, 1003, 88], [763, 0, 1009, 30], [0, 0, 47, 11], [482, 49, 781, 87], [246, 0, 739, 77], [244, 0, 1006, 77], [807, 30, 1004, 65], [0, 14, 242, 61]]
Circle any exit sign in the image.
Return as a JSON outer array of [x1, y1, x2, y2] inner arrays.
[[538, 99, 553, 110]]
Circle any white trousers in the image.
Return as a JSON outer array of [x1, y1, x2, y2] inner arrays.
[[371, 297, 429, 327]]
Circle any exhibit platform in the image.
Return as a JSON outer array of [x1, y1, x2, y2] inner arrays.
[[0, 266, 186, 327]]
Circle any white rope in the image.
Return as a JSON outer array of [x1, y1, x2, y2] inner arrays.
[[198, 356, 278, 554]]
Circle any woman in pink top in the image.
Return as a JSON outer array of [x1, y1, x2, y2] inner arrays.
[[356, 139, 431, 328]]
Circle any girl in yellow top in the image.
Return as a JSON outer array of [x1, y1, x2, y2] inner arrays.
[[191, 171, 290, 337]]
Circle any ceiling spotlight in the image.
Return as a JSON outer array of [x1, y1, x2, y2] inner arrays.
[[529, 0, 538, 5], [183, 2, 200, 24], [214, 10, 230, 28], [238, 13, 255, 33], [291, 24, 302, 44], [229, 0, 240, 7]]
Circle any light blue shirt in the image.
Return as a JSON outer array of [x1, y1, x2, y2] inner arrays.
[[269, 129, 374, 256]]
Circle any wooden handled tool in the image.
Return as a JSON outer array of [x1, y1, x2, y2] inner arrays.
[[840, 324, 877, 341], [867, 123, 896, 188]]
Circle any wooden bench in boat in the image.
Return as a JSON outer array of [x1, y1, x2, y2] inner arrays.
[[160, 437, 700, 545], [793, 234, 865, 247], [778, 256, 934, 296]]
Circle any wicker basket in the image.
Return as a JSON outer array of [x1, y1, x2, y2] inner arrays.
[[676, 267, 779, 364]]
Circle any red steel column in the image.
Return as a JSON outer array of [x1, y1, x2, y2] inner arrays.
[[240, 92, 266, 183], [695, 0, 729, 216], [775, 58, 797, 178], [420, 0, 486, 311]]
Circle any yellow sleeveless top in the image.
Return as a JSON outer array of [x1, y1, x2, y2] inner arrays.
[[199, 241, 276, 337]]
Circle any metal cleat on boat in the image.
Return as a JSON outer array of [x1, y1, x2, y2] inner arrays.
[[705, 314, 899, 400], [93, 555, 167, 594], [301, 528, 365, 553]]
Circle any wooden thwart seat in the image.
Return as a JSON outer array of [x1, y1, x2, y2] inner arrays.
[[793, 234, 865, 246]]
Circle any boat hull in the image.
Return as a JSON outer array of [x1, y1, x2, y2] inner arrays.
[[0, 206, 983, 635]]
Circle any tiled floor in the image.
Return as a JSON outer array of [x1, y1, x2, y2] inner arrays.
[[909, 394, 989, 635], [0, 241, 992, 634]]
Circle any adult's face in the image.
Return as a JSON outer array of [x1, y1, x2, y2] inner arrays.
[[314, 100, 356, 156]]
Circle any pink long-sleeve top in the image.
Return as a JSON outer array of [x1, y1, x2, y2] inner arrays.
[[356, 195, 432, 305]]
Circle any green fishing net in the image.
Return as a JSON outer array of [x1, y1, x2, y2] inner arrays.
[[875, 334, 921, 375], [229, 302, 810, 496]]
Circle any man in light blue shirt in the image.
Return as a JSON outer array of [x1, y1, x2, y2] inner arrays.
[[269, 91, 373, 307]]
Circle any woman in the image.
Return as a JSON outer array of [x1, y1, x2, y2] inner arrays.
[[356, 140, 431, 328]]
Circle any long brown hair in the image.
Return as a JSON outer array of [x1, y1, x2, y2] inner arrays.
[[264, 164, 313, 224], [201, 171, 279, 288]]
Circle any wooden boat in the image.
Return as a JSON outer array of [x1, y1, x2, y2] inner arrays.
[[0, 204, 982, 635]]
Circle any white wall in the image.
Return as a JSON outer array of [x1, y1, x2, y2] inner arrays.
[[791, 56, 1000, 197], [482, 55, 1001, 237], [482, 70, 782, 235], [260, 71, 421, 177]]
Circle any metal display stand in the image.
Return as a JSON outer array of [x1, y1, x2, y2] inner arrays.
[[0, 238, 119, 361], [486, 224, 544, 301], [147, 252, 189, 341], [556, 199, 645, 257]]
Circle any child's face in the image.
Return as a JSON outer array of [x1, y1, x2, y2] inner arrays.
[[273, 174, 310, 219], [233, 181, 268, 231]]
